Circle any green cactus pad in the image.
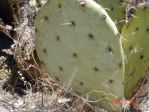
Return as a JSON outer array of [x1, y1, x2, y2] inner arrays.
[[122, 6, 149, 98], [94, 0, 126, 31], [35, 0, 124, 111]]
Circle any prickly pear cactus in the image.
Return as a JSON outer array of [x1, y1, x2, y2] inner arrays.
[[35, 0, 124, 111], [122, 5, 149, 98], [94, 0, 126, 31]]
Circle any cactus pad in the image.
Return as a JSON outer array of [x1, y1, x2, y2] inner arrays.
[[35, 0, 124, 111], [122, 6, 149, 98]]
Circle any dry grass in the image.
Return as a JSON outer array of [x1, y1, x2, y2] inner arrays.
[[0, 60, 106, 112]]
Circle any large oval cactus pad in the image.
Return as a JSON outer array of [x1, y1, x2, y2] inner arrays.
[[35, 0, 124, 111]]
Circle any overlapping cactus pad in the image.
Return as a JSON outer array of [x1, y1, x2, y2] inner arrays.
[[122, 6, 149, 98], [35, 0, 124, 111]]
